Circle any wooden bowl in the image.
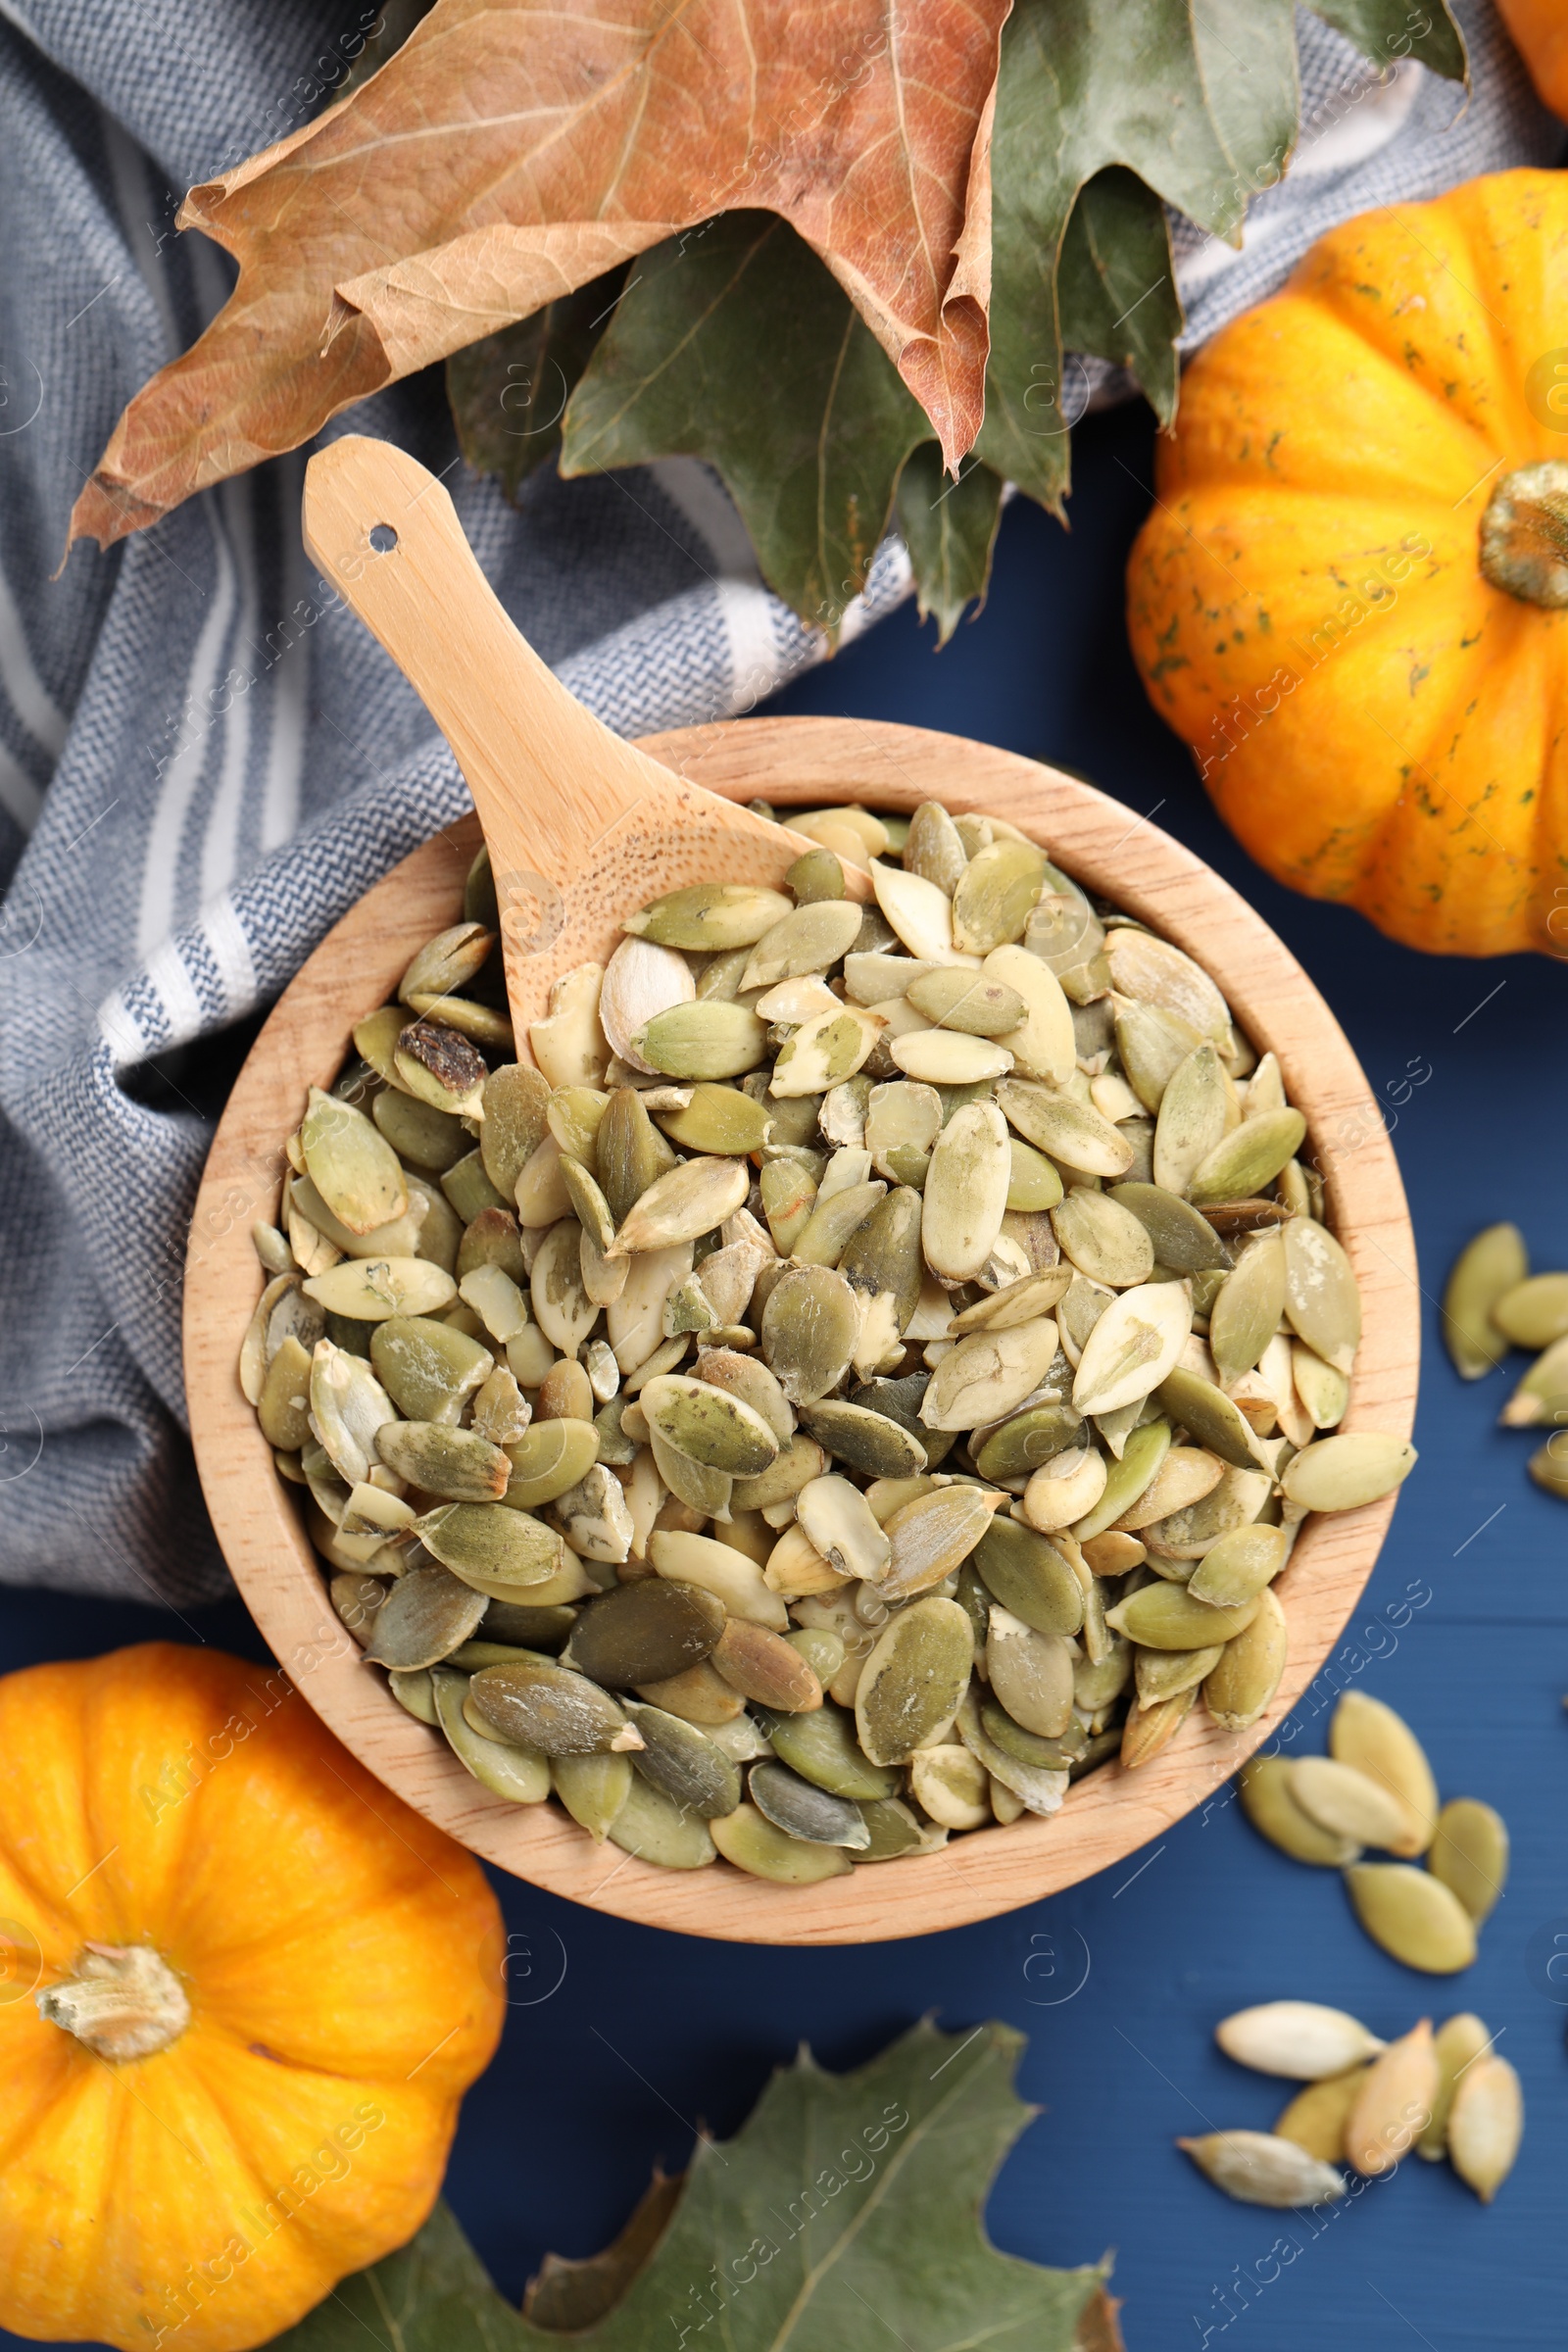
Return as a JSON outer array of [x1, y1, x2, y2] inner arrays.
[[185, 716, 1418, 1944]]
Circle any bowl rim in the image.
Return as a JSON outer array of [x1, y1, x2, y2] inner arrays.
[[184, 715, 1418, 1945]]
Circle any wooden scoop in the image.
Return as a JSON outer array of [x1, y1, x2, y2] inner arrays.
[[301, 434, 862, 1036]]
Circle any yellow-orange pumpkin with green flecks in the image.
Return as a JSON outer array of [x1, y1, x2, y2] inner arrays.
[[1126, 170, 1568, 957], [1496, 0, 1568, 118], [0, 1644, 505, 2351]]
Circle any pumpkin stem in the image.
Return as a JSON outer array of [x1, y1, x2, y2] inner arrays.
[[36, 1941, 191, 2061], [1480, 462, 1568, 608]]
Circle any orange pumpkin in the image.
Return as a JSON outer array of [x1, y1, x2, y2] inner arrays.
[[0, 1643, 505, 2351], [1127, 170, 1568, 957], [1495, 0, 1568, 118]]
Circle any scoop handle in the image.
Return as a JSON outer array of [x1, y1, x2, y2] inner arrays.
[[301, 434, 687, 893]]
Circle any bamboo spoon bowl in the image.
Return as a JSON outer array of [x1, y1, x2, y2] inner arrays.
[[185, 708, 1417, 1945]]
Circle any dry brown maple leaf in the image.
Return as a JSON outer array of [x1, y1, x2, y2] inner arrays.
[[70, 0, 1008, 549]]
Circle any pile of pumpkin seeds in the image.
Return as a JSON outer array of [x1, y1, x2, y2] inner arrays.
[[1240, 1691, 1507, 1971], [238, 798, 1418, 1881], [1444, 1221, 1568, 1496], [1182, 1998, 1522, 2206]]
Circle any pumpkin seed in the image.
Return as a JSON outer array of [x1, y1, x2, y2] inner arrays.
[[791, 1177, 885, 1268], [997, 1078, 1134, 1177], [1152, 1044, 1228, 1197], [610, 1158, 751, 1258], [731, 1432, 830, 1512], [1155, 1366, 1272, 1471], [419, 1500, 566, 1590], [1207, 1233, 1286, 1386], [929, 1122, 1036, 1300], [1113, 1002, 1204, 1112], [1072, 1283, 1191, 1418], [1189, 1109, 1306, 1206], [257, 1336, 314, 1451], [740, 899, 862, 990], [710, 1620, 821, 1710], [760, 1264, 859, 1403], [1142, 1463, 1271, 1560], [693, 1348, 793, 1442], [1238, 1755, 1361, 1867], [1345, 1863, 1478, 1973], [363, 1565, 487, 1670], [1282, 1215, 1360, 1374], [1280, 1433, 1416, 1512], [711, 1800, 853, 1881], [904, 966, 1023, 1037], [1492, 1269, 1568, 1349], [1111, 1445, 1221, 1533], [1187, 1523, 1288, 1608], [624, 883, 792, 951], [376, 1420, 511, 1502], [1502, 1336, 1568, 1428], [1345, 2021, 1438, 2178], [607, 1772, 717, 1867], [1288, 1756, 1412, 1851], [867, 858, 973, 965], [750, 1758, 868, 1845], [635, 999, 766, 1081], [431, 1668, 553, 1802], [551, 1750, 633, 1842], [796, 1475, 893, 1583], [649, 1530, 789, 1628], [1216, 2000, 1384, 2080], [635, 1657, 745, 1725], [1177, 2132, 1345, 2209], [301, 1086, 409, 1237], [308, 1341, 397, 1484], [1446, 2053, 1522, 2202], [770, 1005, 884, 1097], [880, 1485, 997, 1600], [1051, 1188, 1155, 1289], [638, 1373, 780, 1476], [1022, 1444, 1106, 1533], [467, 1658, 643, 1756], [922, 1315, 1062, 1432], [626, 1704, 741, 1818], [1201, 1586, 1288, 1730], [303, 1256, 458, 1320], [1065, 1416, 1170, 1538], [504, 1418, 601, 1507], [1107, 1180, 1231, 1274], [481, 1598, 578, 1649], [950, 1268, 1072, 1337], [1134, 1642, 1221, 1704], [1122, 1684, 1199, 1768], [1106, 1580, 1256, 1651], [757, 1700, 900, 1799], [901, 800, 967, 890], [904, 1743, 988, 1829], [1428, 1797, 1509, 1924], [955, 1686, 1069, 1812], [986, 1607, 1074, 1738], [1415, 2013, 1491, 2161], [784, 847, 847, 904], [799, 1399, 925, 1481], [855, 1596, 973, 1764], [972, 1518, 1083, 1637], [389, 1666, 439, 1725], [649, 1082, 769, 1157], [1274, 2067, 1367, 2163], [949, 838, 1048, 954], [395, 1017, 488, 1116], [1442, 1223, 1528, 1377]]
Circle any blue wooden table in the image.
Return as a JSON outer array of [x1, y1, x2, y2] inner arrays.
[[5, 404, 1564, 2349]]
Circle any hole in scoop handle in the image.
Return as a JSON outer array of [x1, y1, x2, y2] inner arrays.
[[300, 434, 685, 893]]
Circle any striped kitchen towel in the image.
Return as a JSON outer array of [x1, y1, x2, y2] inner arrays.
[[0, 0, 1554, 1602]]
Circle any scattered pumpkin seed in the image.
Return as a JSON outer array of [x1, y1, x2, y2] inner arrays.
[[1177, 2132, 1345, 2209], [1446, 2053, 1523, 2202], [1344, 2021, 1438, 2178], [1428, 1797, 1509, 1924], [1289, 1756, 1412, 1852], [1442, 1222, 1528, 1378], [1216, 2001, 1385, 2081], [1329, 1690, 1438, 1854], [1345, 1864, 1478, 1974], [1238, 1755, 1362, 1867], [1417, 2013, 1492, 2162], [1274, 2067, 1368, 2163]]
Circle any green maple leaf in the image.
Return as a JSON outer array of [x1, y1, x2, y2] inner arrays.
[[979, 0, 1466, 514], [449, 276, 626, 501], [265, 2021, 1119, 2352], [896, 446, 1004, 648], [556, 214, 935, 641]]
